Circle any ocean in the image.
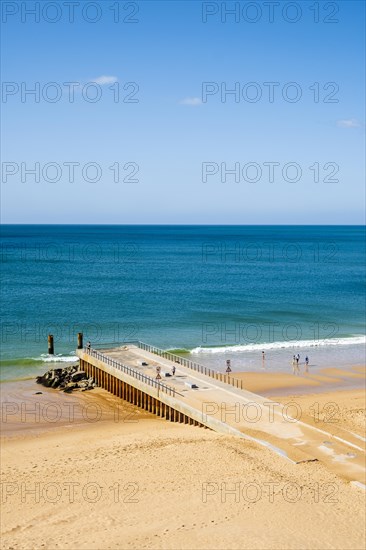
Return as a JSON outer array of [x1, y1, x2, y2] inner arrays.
[[1, 225, 365, 381]]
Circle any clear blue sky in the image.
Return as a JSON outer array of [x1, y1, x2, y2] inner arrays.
[[1, 0, 365, 224]]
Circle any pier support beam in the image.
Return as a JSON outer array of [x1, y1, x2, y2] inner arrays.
[[79, 358, 207, 431]]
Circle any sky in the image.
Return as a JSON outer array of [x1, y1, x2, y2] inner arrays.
[[1, 0, 365, 224]]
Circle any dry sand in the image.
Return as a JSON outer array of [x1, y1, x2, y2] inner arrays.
[[1, 368, 365, 550]]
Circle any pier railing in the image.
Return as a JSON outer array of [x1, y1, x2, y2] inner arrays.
[[137, 341, 243, 390], [84, 347, 177, 397]]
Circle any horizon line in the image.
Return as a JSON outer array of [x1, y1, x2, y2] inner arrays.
[[0, 223, 365, 227]]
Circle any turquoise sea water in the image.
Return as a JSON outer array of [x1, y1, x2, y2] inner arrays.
[[1, 225, 365, 380]]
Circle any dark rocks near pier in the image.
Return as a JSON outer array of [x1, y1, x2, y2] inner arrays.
[[36, 364, 96, 393]]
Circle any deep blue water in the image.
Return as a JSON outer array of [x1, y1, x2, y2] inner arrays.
[[1, 225, 365, 379]]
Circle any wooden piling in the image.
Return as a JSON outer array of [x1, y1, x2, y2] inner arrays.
[[48, 334, 54, 355], [77, 332, 83, 349]]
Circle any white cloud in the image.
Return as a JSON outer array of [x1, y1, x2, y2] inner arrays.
[[180, 97, 202, 106], [92, 75, 118, 85], [337, 118, 361, 128]]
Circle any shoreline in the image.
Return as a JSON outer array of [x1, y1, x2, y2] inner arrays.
[[1, 337, 365, 384]]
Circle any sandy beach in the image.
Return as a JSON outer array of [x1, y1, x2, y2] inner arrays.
[[1, 366, 365, 550]]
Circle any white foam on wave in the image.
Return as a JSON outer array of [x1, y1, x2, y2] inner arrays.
[[35, 354, 79, 363], [191, 336, 366, 354]]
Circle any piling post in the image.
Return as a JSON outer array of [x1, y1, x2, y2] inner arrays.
[[77, 332, 83, 349], [48, 334, 54, 355]]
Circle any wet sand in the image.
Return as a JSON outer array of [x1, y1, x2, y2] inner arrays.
[[233, 365, 365, 397]]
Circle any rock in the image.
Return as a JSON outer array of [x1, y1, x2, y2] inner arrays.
[[51, 377, 61, 388], [50, 368, 63, 379], [63, 382, 78, 393], [36, 365, 95, 392], [71, 371, 87, 382]]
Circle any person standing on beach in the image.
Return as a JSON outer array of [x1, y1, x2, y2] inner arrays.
[[295, 353, 300, 375], [295, 354, 300, 375], [292, 355, 296, 375], [262, 351, 265, 369], [305, 356, 309, 373]]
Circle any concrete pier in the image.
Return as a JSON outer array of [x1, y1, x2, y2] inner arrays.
[[76, 344, 366, 485]]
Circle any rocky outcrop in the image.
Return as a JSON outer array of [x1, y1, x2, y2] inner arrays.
[[36, 364, 96, 392]]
